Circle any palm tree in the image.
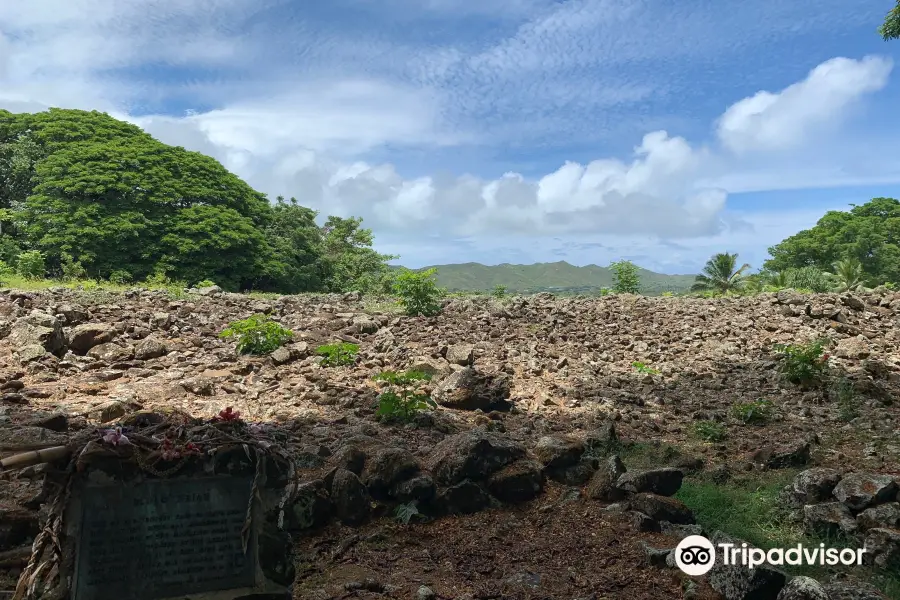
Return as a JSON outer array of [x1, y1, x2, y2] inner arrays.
[[829, 257, 865, 292], [691, 252, 752, 294]]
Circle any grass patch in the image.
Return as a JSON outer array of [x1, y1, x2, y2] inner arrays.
[[676, 471, 900, 599]]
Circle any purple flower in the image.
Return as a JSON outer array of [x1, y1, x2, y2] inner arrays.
[[102, 427, 131, 446]]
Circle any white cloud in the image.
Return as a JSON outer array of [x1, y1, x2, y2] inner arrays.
[[717, 56, 894, 153]]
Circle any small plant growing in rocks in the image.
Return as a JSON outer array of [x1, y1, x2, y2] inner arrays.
[[315, 342, 359, 366], [632, 361, 660, 375], [195, 279, 216, 288], [832, 376, 861, 422], [392, 267, 444, 317], [108, 269, 133, 285], [491, 284, 507, 298], [693, 420, 728, 442], [732, 398, 773, 424], [373, 369, 435, 423], [220, 314, 293, 355], [773, 338, 830, 386]]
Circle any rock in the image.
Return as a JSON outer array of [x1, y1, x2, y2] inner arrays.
[[54, 303, 89, 324], [856, 502, 900, 531], [284, 480, 331, 530], [435, 480, 493, 515], [486, 460, 545, 503], [585, 455, 627, 501], [390, 474, 436, 503], [775, 576, 829, 600], [791, 468, 843, 504], [583, 421, 619, 455], [841, 294, 866, 312], [752, 442, 811, 469], [134, 336, 168, 360], [863, 527, 900, 569], [708, 531, 787, 600], [445, 344, 474, 366], [823, 581, 891, 600], [532, 435, 584, 469], [835, 336, 871, 359], [197, 285, 223, 296], [362, 447, 420, 498], [7, 312, 66, 357], [331, 469, 371, 525], [640, 541, 672, 567], [151, 312, 172, 329], [659, 522, 703, 540], [257, 523, 295, 586], [270, 346, 292, 365], [833, 473, 898, 511], [548, 457, 597, 485], [87, 342, 134, 362], [99, 402, 129, 424], [432, 366, 511, 411], [0, 426, 67, 449], [426, 430, 525, 486], [802, 502, 858, 537], [407, 357, 452, 380], [69, 323, 116, 354], [329, 446, 367, 475], [180, 376, 215, 396], [416, 585, 436, 600], [629, 493, 694, 524], [615, 468, 683, 497], [16, 344, 47, 363]]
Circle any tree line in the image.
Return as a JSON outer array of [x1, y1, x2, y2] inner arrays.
[[0, 109, 396, 294], [1, 110, 898, 298]]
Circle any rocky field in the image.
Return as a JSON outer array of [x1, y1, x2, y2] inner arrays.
[[0, 286, 898, 599]]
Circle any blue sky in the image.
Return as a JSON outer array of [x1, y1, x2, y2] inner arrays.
[[1, 0, 899, 274]]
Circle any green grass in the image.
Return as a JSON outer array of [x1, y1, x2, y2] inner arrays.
[[676, 471, 900, 599]]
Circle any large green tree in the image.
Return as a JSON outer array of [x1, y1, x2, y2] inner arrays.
[[881, 0, 900, 40], [319, 215, 398, 293], [764, 198, 900, 286]]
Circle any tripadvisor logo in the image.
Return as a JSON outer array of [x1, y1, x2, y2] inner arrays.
[[674, 535, 866, 576]]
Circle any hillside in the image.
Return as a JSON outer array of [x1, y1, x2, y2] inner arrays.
[[412, 261, 697, 294], [0, 287, 898, 598]]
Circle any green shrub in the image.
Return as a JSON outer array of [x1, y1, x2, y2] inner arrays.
[[108, 269, 133, 285], [373, 370, 435, 423], [732, 398, 774, 424], [60, 252, 88, 281], [393, 267, 444, 317], [220, 314, 293, 355], [773, 338, 829, 385], [693, 420, 728, 442], [16, 250, 46, 279], [491, 284, 507, 298], [195, 279, 216, 288], [632, 361, 660, 375], [610, 260, 641, 294], [0, 260, 13, 286], [315, 342, 359, 366]]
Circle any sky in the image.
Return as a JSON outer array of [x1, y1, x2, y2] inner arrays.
[[1, 1, 899, 274]]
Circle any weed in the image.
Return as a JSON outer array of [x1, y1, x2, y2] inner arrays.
[[392, 268, 444, 317], [315, 342, 359, 366], [773, 338, 830, 385], [195, 279, 216, 288], [832, 376, 861, 422], [732, 398, 774, 424], [394, 502, 422, 525], [632, 361, 660, 375], [693, 420, 728, 442], [372, 370, 435, 423], [220, 314, 293, 355]]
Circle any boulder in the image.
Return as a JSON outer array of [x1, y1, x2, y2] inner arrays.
[[833, 473, 898, 511], [863, 527, 900, 569], [775, 576, 829, 600], [791, 468, 842, 504], [362, 447, 420, 498], [486, 460, 545, 503], [435, 480, 493, 515], [708, 531, 787, 600], [585, 455, 627, 501], [331, 469, 371, 525], [7, 312, 66, 357], [432, 366, 511, 411], [856, 502, 900, 531], [532, 435, 585, 469], [802, 502, 858, 537], [629, 493, 694, 524], [134, 336, 168, 360], [69, 323, 117, 354], [616, 467, 684, 497], [426, 430, 525, 486]]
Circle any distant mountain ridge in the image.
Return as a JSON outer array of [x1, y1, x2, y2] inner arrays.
[[400, 261, 697, 295]]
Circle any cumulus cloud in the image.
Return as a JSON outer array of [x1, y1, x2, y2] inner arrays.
[[717, 56, 893, 153], [1, 0, 899, 271]]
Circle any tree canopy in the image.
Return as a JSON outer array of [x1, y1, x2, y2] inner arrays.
[[691, 252, 750, 294], [764, 197, 900, 287], [0, 108, 395, 293], [881, 0, 900, 40]]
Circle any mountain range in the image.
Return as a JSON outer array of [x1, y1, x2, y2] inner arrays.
[[404, 261, 698, 295]]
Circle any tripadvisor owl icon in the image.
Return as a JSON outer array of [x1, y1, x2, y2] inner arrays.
[[675, 535, 716, 576]]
